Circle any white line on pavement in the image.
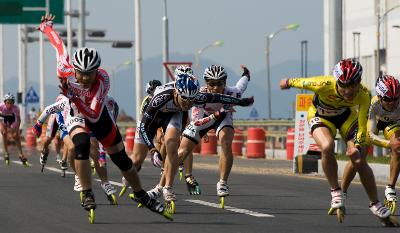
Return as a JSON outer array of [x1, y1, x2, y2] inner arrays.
[[185, 199, 275, 218], [35, 163, 275, 218]]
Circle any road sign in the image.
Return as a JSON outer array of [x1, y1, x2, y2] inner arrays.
[[163, 62, 192, 81], [25, 86, 39, 104], [0, 0, 64, 24], [249, 107, 259, 119]]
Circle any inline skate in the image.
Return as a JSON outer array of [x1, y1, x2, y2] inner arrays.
[[370, 201, 399, 227], [185, 175, 201, 195]]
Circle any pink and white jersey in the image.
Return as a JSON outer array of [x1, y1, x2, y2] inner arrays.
[[0, 103, 20, 129], [43, 25, 110, 123], [191, 76, 249, 120]]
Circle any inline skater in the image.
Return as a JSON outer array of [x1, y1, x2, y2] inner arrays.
[[0, 93, 28, 166], [365, 75, 400, 216], [135, 72, 254, 213], [279, 59, 397, 226], [38, 14, 172, 222], [178, 65, 250, 205], [119, 79, 163, 197]]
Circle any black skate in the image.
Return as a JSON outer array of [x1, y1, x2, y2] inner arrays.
[[134, 193, 173, 221]]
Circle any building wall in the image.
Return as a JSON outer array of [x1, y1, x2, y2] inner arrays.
[[329, 0, 400, 94]]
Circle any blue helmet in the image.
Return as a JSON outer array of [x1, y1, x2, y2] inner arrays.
[[174, 73, 199, 99]]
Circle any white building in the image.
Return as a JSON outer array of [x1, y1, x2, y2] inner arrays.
[[325, 0, 400, 93]]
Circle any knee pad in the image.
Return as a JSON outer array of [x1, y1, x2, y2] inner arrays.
[[72, 132, 91, 160], [109, 150, 133, 171]]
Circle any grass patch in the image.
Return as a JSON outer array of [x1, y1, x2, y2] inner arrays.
[[335, 154, 391, 164]]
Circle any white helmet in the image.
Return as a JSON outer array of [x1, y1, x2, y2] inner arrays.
[[73, 47, 101, 72], [203, 65, 227, 81], [4, 93, 15, 102], [174, 65, 193, 77]]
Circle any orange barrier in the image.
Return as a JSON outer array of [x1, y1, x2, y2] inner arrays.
[[201, 130, 217, 155], [246, 128, 265, 158], [125, 127, 135, 153], [26, 128, 37, 147], [232, 129, 244, 156], [193, 144, 201, 155], [286, 127, 295, 160]]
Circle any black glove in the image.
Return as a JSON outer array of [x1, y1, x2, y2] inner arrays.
[[238, 96, 254, 106], [241, 66, 250, 81]]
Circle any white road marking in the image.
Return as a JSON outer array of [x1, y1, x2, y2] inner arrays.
[[15, 160, 274, 218], [185, 199, 275, 218]]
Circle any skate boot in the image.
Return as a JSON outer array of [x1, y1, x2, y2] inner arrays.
[[19, 156, 29, 167], [327, 188, 345, 223], [185, 175, 201, 195], [55, 154, 62, 163], [163, 186, 176, 214], [4, 153, 9, 166], [40, 150, 48, 172], [384, 185, 397, 215], [178, 165, 184, 181], [370, 201, 399, 227], [74, 175, 83, 192], [60, 160, 68, 177], [81, 189, 96, 224], [147, 184, 163, 200], [217, 181, 229, 209], [134, 192, 173, 221], [101, 182, 117, 205], [98, 152, 107, 168]]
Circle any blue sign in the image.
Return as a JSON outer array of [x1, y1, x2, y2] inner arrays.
[[249, 107, 259, 118], [25, 86, 39, 104]]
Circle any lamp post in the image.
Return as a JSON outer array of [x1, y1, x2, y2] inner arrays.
[[195, 40, 224, 76], [110, 60, 133, 96], [376, 4, 400, 77], [300, 40, 308, 94], [265, 23, 299, 119]]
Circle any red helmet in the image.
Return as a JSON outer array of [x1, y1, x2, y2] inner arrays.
[[376, 75, 400, 99], [333, 59, 363, 84]]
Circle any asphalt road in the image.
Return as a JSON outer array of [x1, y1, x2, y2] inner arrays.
[[0, 148, 399, 233]]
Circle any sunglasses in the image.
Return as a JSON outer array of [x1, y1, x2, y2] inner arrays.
[[179, 95, 195, 101], [337, 81, 359, 89], [382, 96, 399, 102], [207, 81, 225, 87]]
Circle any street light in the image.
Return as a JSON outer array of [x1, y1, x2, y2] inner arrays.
[[195, 40, 224, 76], [265, 23, 299, 119], [376, 4, 400, 76], [110, 60, 133, 96]]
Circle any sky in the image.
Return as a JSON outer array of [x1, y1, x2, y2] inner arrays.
[[1, 0, 324, 119]]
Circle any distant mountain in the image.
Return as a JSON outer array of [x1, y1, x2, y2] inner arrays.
[[5, 54, 323, 120], [114, 55, 323, 119]]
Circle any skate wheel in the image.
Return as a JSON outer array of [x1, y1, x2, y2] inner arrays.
[[165, 201, 176, 214], [88, 209, 95, 224], [137, 203, 143, 208], [61, 170, 66, 178], [327, 207, 335, 215], [92, 168, 96, 176], [80, 192, 83, 205], [179, 171, 183, 181], [128, 193, 135, 200], [336, 208, 344, 223], [161, 210, 174, 221], [119, 186, 127, 197], [220, 196, 225, 209], [109, 194, 118, 205], [5, 160, 9, 165], [385, 200, 397, 215]]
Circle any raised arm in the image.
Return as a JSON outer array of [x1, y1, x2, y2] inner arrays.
[[38, 14, 74, 78], [194, 92, 254, 106]]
